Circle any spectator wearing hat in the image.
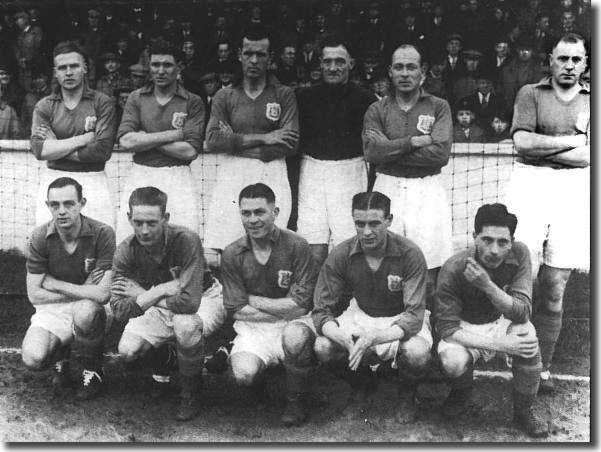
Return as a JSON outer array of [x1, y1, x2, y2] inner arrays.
[[206, 41, 240, 87], [450, 47, 483, 105], [96, 52, 131, 98], [442, 33, 466, 102], [486, 108, 511, 143], [460, 67, 508, 132], [128, 64, 148, 90], [498, 36, 544, 109], [0, 58, 25, 116], [424, 4, 450, 60], [198, 71, 220, 132], [21, 71, 51, 137], [453, 98, 487, 143], [354, 1, 386, 60], [13, 10, 43, 64], [483, 36, 512, 81], [423, 55, 447, 99], [533, 13, 557, 62], [78, 8, 106, 88], [388, 7, 426, 53], [114, 36, 138, 75], [275, 45, 302, 87], [369, 68, 390, 100], [180, 40, 204, 95]]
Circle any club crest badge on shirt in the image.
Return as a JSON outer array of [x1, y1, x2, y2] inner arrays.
[[266, 103, 281, 122], [387, 274, 403, 292], [84, 258, 97, 273], [84, 116, 97, 132], [277, 270, 292, 289], [416, 115, 435, 134], [172, 112, 188, 129]]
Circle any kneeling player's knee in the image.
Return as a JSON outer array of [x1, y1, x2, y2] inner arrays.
[[118, 336, 141, 362], [282, 323, 315, 359], [399, 337, 431, 370], [72, 300, 106, 336], [173, 315, 203, 348], [21, 350, 47, 370], [231, 362, 258, 387], [314, 336, 340, 362], [439, 348, 471, 378]]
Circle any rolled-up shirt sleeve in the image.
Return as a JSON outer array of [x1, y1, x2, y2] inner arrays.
[[312, 249, 349, 335], [399, 99, 452, 168], [510, 85, 537, 136], [165, 233, 204, 314], [76, 94, 117, 163], [110, 241, 144, 321], [25, 228, 48, 274], [392, 247, 427, 338], [433, 260, 464, 340], [221, 247, 249, 314], [96, 224, 116, 270], [287, 240, 319, 310]]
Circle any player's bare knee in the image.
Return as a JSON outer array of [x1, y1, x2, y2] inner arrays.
[[439, 348, 471, 378], [230, 362, 258, 387], [282, 322, 314, 357], [173, 314, 203, 348], [21, 349, 47, 370], [118, 336, 141, 362], [314, 336, 340, 363], [72, 299, 106, 335], [399, 337, 431, 369]]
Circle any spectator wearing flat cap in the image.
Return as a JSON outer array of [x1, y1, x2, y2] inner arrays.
[[198, 71, 221, 133], [453, 97, 487, 143], [450, 47, 483, 106], [13, 10, 44, 66], [128, 64, 148, 90], [114, 36, 139, 75], [442, 33, 466, 103], [497, 35, 544, 109], [96, 52, 132, 98], [486, 108, 512, 143], [274, 44, 302, 87], [483, 36, 512, 81], [423, 55, 447, 99], [424, 4, 451, 61], [459, 66, 508, 132]]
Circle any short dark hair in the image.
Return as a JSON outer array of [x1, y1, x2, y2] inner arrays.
[[47, 177, 83, 201], [391, 43, 424, 66], [149, 38, 182, 62], [238, 183, 276, 205], [352, 191, 391, 217], [553, 33, 586, 51], [474, 203, 517, 236], [53, 41, 88, 63], [128, 186, 168, 215], [320, 35, 352, 57], [240, 25, 270, 51]]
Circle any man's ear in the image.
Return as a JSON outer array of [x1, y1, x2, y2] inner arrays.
[[164, 212, 170, 223], [349, 57, 355, 70], [80, 197, 87, 208], [472, 231, 477, 240], [273, 206, 280, 218], [386, 214, 393, 227], [238, 48, 243, 63], [127, 211, 132, 224]]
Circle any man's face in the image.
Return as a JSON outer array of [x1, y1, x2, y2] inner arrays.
[[183, 42, 195, 58], [517, 47, 533, 62], [561, 0, 574, 9], [240, 197, 278, 240], [202, 79, 220, 96], [46, 185, 84, 230], [240, 38, 269, 80], [217, 43, 231, 61], [538, 16, 550, 30], [561, 11, 575, 28], [353, 208, 391, 251], [150, 54, 179, 88], [117, 40, 128, 52], [0, 70, 11, 85], [88, 14, 99, 28], [495, 42, 509, 58], [476, 78, 492, 95], [215, 16, 226, 29], [372, 78, 390, 96], [128, 205, 168, 247], [550, 40, 587, 88], [430, 62, 444, 75], [321, 45, 352, 85], [457, 110, 473, 126], [15, 16, 28, 30], [130, 72, 146, 88], [389, 47, 423, 95], [474, 225, 513, 270], [469, 0, 479, 11], [281, 47, 296, 67], [104, 59, 119, 74], [32, 75, 48, 92], [118, 92, 130, 108], [465, 56, 480, 72], [54, 52, 86, 91], [316, 14, 326, 28], [447, 39, 461, 56], [491, 117, 509, 134]]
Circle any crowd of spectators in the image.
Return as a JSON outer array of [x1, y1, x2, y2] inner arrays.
[[0, 0, 591, 142]]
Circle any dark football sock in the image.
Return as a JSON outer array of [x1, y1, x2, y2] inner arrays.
[[533, 308, 562, 369]]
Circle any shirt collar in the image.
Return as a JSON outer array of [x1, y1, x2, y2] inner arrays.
[[49, 82, 95, 100], [468, 245, 520, 267], [236, 226, 281, 254], [45, 215, 95, 238], [139, 81, 190, 99], [24, 25, 31, 33], [387, 88, 432, 103], [348, 231, 404, 258], [534, 76, 590, 93]]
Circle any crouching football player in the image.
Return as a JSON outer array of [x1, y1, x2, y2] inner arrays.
[[220, 184, 319, 415], [281, 191, 432, 426], [110, 187, 225, 421], [433, 203, 548, 437], [22, 177, 115, 400]]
